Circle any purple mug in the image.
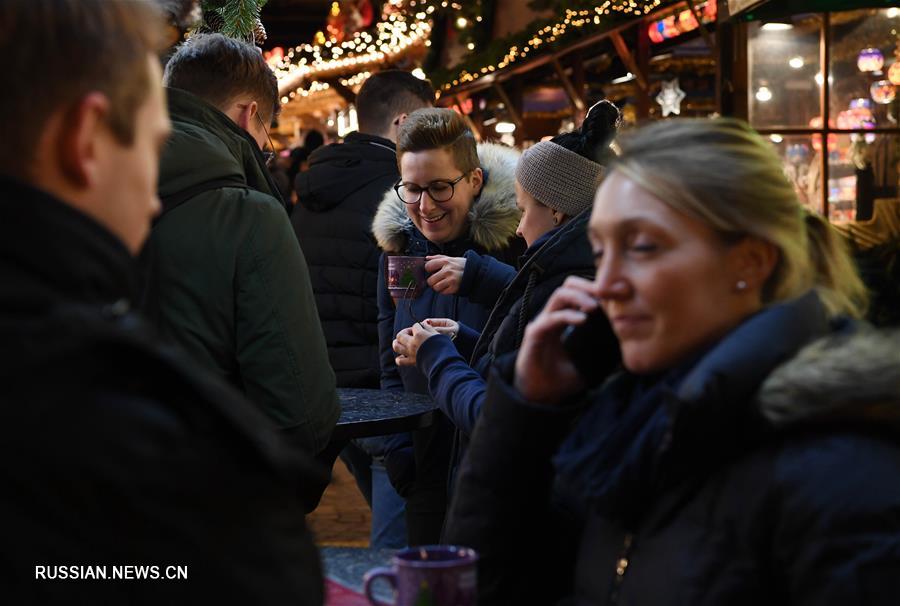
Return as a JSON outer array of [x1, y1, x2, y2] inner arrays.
[[363, 545, 477, 606], [387, 255, 427, 299]]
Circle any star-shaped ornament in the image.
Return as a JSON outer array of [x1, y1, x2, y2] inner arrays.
[[656, 78, 686, 117]]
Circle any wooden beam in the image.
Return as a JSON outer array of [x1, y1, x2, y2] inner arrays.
[[609, 30, 648, 92], [636, 19, 651, 120], [492, 83, 523, 129], [445, 13, 647, 97], [552, 56, 586, 114]]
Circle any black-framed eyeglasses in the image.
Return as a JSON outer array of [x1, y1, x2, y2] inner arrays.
[[255, 111, 277, 167], [394, 173, 467, 205]]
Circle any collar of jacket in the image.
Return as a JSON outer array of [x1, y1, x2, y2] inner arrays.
[[518, 208, 593, 279], [296, 131, 399, 213], [342, 131, 397, 154], [161, 87, 286, 210], [756, 321, 900, 430], [0, 176, 138, 311], [371, 142, 521, 254], [664, 290, 832, 449], [308, 131, 397, 167], [469, 208, 595, 361], [555, 291, 837, 512]]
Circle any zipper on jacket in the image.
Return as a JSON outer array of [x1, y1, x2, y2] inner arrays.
[[607, 532, 634, 605]]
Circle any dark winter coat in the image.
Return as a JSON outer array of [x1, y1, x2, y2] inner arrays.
[[446, 291, 900, 605], [142, 88, 339, 454], [371, 142, 524, 543], [0, 176, 327, 604], [292, 132, 399, 388], [371, 142, 524, 396], [416, 209, 595, 437]]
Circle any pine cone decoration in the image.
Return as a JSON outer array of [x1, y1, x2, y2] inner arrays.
[[253, 17, 267, 45]]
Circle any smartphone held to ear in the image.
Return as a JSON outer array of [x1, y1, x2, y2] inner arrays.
[[560, 308, 621, 386]]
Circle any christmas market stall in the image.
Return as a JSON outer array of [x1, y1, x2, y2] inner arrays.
[[428, 0, 721, 144], [720, 0, 899, 221], [719, 0, 900, 326]]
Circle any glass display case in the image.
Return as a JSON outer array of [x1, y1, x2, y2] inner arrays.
[[745, 7, 900, 221]]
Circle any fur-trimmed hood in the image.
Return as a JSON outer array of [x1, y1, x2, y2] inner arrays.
[[758, 328, 900, 428], [372, 142, 521, 253]]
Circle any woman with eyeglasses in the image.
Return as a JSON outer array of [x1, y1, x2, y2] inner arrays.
[[369, 108, 523, 545], [390, 100, 621, 496], [442, 118, 900, 605]]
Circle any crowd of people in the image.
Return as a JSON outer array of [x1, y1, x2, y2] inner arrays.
[[2, 1, 899, 604]]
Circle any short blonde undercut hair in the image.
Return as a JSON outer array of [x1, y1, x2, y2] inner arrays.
[[396, 108, 480, 175]]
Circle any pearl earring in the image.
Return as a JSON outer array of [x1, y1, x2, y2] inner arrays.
[[736, 280, 748, 291]]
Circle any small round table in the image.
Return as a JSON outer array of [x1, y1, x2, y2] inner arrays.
[[332, 388, 436, 442]]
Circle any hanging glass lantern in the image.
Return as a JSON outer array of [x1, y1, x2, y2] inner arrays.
[[857, 47, 884, 72], [870, 80, 896, 104]]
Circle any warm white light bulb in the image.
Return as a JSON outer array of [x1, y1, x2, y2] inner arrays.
[[755, 86, 773, 102], [789, 56, 804, 69], [761, 22, 793, 31]]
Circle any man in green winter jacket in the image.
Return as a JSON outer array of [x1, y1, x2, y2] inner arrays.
[[142, 34, 339, 457]]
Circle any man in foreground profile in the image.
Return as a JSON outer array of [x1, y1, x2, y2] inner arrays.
[[0, 1, 326, 603]]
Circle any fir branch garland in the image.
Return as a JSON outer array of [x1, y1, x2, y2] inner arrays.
[[201, 0, 268, 42]]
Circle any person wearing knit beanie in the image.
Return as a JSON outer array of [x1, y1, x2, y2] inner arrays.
[[513, 101, 618, 247], [391, 101, 622, 510]]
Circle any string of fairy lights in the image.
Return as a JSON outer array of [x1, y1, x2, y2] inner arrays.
[[275, 0, 433, 99], [441, 0, 666, 92], [276, 0, 669, 103]]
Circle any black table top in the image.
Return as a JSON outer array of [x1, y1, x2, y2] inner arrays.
[[332, 388, 436, 442]]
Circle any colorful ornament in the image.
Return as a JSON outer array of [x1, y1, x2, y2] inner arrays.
[[656, 78, 686, 117], [678, 9, 699, 32], [870, 80, 896, 104], [889, 61, 900, 86], [849, 98, 874, 110], [857, 48, 884, 72], [837, 106, 875, 130], [661, 16, 679, 39]]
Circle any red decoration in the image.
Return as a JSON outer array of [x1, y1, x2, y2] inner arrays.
[[648, 1, 716, 43]]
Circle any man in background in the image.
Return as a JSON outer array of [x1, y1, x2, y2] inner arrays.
[[0, 1, 324, 603], [292, 70, 434, 548], [143, 34, 339, 460]]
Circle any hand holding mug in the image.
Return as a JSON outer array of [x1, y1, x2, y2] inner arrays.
[[425, 255, 466, 294]]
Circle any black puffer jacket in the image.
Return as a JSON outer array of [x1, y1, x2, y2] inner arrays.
[[0, 177, 326, 605], [446, 292, 900, 605], [292, 132, 399, 388]]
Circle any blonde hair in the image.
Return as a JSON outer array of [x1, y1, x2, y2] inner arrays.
[[396, 108, 480, 174], [613, 118, 867, 318]]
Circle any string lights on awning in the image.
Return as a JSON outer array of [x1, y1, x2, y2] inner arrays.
[[276, 0, 676, 103]]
